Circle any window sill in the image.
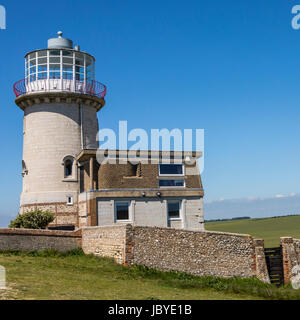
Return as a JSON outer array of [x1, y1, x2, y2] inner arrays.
[[123, 176, 143, 179], [62, 178, 78, 182], [115, 220, 132, 223], [168, 218, 182, 221], [159, 186, 186, 189]]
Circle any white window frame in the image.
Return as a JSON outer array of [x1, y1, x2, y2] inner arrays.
[[159, 164, 185, 177], [167, 200, 182, 221], [114, 201, 132, 222]]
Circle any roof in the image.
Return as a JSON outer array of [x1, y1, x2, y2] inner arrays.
[[76, 149, 203, 162]]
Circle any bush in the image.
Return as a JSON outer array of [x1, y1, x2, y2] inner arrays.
[[9, 210, 55, 229]]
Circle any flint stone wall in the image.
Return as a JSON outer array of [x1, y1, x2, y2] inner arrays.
[[281, 237, 300, 284], [128, 226, 256, 278], [81, 225, 267, 280]]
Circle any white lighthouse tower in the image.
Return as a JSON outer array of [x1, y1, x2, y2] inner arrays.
[[13, 32, 106, 228]]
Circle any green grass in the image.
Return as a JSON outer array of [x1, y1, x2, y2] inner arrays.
[[205, 215, 300, 248], [0, 249, 299, 300]]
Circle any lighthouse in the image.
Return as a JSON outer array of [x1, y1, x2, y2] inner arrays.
[[13, 32, 107, 228]]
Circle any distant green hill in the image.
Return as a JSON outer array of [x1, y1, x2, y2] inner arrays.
[[205, 215, 300, 247]]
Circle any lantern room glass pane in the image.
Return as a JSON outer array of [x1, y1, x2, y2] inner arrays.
[[49, 50, 60, 56], [50, 64, 60, 71], [38, 57, 47, 64], [63, 72, 73, 80], [38, 50, 47, 57], [38, 65, 47, 72], [75, 66, 84, 74], [63, 50, 73, 56], [37, 72, 47, 80], [63, 57, 73, 64], [29, 67, 36, 74], [63, 64, 73, 72], [49, 57, 60, 63], [29, 60, 36, 67], [75, 73, 84, 81], [49, 72, 60, 79]]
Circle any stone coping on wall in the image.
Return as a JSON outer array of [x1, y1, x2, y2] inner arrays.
[[124, 224, 252, 238], [0, 228, 81, 238]]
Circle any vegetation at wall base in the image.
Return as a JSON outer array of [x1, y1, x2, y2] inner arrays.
[[0, 249, 299, 300], [9, 210, 55, 229]]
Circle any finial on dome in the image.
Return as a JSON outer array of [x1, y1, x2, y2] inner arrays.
[[57, 31, 63, 38]]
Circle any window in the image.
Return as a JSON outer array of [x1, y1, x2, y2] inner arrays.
[[159, 164, 184, 176], [159, 180, 185, 187], [167, 201, 181, 219], [115, 202, 130, 221], [67, 196, 73, 205], [63, 156, 75, 179]]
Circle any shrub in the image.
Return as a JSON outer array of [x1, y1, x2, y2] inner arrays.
[[9, 210, 55, 229]]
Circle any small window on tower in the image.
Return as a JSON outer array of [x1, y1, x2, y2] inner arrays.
[[63, 156, 75, 179], [67, 196, 73, 205]]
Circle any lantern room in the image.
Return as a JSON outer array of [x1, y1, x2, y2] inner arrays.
[[14, 31, 106, 99]]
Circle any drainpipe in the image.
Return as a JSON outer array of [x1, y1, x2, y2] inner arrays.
[[86, 190, 89, 227], [79, 104, 84, 149]]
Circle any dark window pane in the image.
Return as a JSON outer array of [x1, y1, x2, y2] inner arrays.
[[116, 203, 129, 220], [38, 57, 47, 64], [63, 57, 73, 64], [38, 50, 47, 57], [159, 180, 184, 187], [168, 202, 180, 218], [50, 50, 60, 56], [65, 160, 73, 177], [63, 50, 73, 56], [50, 57, 60, 63], [159, 164, 183, 175]]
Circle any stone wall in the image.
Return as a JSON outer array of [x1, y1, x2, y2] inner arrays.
[[281, 237, 300, 284], [80, 225, 269, 281], [0, 228, 81, 252], [0, 225, 271, 282], [81, 226, 128, 264], [128, 226, 256, 278], [20, 202, 79, 228], [294, 239, 300, 260]]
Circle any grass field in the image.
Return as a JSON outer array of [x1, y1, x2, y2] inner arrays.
[[205, 215, 300, 247], [0, 249, 299, 300]]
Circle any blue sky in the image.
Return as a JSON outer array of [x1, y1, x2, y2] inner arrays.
[[1, 0, 300, 225]]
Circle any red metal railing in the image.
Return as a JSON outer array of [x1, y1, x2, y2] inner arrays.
[[13, 79, 107, 99]]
